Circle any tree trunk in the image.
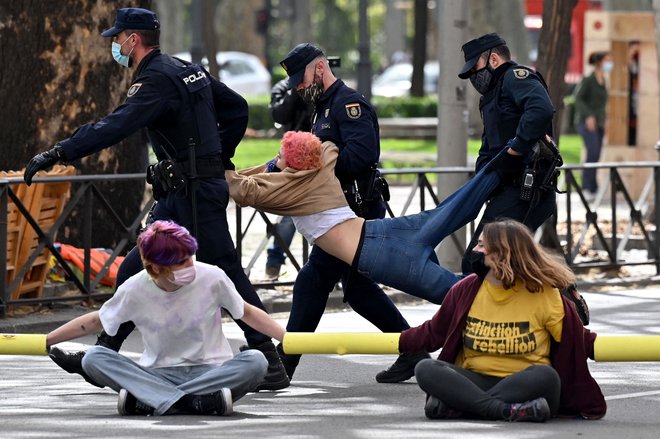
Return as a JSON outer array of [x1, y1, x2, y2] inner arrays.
[[0, 0, 150, 249], [410, 0, 428, 97], [535, 0, 577, 139], [535, 0, 577, 249]]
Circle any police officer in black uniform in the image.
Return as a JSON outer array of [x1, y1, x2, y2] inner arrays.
[[457, 33, 557, 273], [274, 43, 429, 383], [24, 7, 289, 391]]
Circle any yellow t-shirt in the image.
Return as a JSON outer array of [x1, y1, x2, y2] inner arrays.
[[457, 279, 565, 377]]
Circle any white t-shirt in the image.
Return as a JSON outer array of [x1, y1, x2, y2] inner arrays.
[[293, 206, 357, 245], [99, 261, 245, 368]]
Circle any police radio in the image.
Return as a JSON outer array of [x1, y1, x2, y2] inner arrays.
[[520, 168, 535, 201]]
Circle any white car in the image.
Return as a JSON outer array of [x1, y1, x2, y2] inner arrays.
[[173, 51, 272, 97], [372, 62, 440, 98]]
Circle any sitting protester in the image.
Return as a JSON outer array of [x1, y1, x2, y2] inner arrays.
[[46, 220, 286, 416], [400, 220, 606, 422]]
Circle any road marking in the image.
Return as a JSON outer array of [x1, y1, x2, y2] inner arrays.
[[606, 389, 660, 400]]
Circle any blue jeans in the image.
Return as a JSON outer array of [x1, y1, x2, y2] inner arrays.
[[358, 167, 501, 304], [266, 216, 296, 268], [81, 346, 267, 416], [577, 123, 604, 193]]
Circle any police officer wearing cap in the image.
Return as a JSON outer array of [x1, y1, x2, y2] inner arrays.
[[275, 43, 428, 383], [458, 33, 557, 273], [25, 7, 289, 391]]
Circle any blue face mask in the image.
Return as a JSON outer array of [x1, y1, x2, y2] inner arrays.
[[111, 34, 135, 68], [602, 61, 613, 73]]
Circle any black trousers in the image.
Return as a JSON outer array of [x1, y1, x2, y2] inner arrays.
[[99, 178, 270, 350], [415, 359, 561, 420]]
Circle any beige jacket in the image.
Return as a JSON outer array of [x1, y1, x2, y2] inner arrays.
[[226, 141, 348, 216]]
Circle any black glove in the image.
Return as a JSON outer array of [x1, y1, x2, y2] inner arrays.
[[24, 144, 64, 185], [488, 149, 525, 183]]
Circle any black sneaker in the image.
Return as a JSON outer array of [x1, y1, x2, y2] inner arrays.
[[240, 341, 290, 391], [187, 388, 233, 416], [424, 395, 462, 420], [117, 389, 154, 416], [375, 352, 431, 383], [505, 397, 551, 422], [48, 347, 103, 388]]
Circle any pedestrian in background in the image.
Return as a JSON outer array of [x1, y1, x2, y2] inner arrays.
[[575, 51, 611, 200]]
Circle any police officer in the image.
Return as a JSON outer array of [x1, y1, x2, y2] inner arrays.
[[457, 33, 557, 273], [24, 7, 289, 391], [275, 43, 429, 383]]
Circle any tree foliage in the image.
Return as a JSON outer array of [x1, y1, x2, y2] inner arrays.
[[0, 0, 151, 248]]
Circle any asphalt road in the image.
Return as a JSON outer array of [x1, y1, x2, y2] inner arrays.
[[2, 287, 660, 438]]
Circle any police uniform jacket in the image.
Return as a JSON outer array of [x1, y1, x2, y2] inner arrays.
[[312, 79, 380, 185], [476, 61, 554, 174], [56, 49, 248, 167]]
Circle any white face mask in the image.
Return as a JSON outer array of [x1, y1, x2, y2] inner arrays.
[[602, 61, 613, 73], [170, 265, 196, 287], [153, 264, 196, 291]]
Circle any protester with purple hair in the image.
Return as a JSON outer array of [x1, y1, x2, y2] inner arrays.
[[46, 220, 286, 417]]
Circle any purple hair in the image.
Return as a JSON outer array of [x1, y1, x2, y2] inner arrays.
[[137, 220, 198, 266]]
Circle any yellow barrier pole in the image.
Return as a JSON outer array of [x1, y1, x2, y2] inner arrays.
[[0, 334, 48, 356], [594, 335, 660, 362], [283, 332, 400, 355]]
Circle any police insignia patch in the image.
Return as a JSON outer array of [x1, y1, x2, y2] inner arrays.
[[325, 108, 330, 118], [513, 69, 529, 79], [127, 83, 142, 97], [345, 103, 361, 119]]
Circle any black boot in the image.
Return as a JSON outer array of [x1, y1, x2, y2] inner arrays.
[[375, 352, 431, 383], [48, 347, 103, 388], [241, 341, 290, 391], [276, 342, 301, 380]]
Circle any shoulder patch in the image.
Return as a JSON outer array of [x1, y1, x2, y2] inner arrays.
[[512, 68, 529, 79], [345, 103, 361, 119], [127, 83, 142, 97]]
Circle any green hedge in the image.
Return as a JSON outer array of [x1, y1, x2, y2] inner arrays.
[[246, 95, 438, 131]]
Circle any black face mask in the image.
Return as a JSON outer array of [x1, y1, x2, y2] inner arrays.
[[468, 251, 490, 278], [469, 66, 495, 95]]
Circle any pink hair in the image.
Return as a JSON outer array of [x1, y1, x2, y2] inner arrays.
[[280, 131, 322, 170]]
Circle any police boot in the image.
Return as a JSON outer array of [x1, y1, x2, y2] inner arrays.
[[375, 352, 431, 383], [276, 342, 301, 380], [241, 341, 290, 391]]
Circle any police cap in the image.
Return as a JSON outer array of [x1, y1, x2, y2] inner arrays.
[[458, 33, 506, 79], [280, 43, 324, 89], [101, 8, 160, 37]]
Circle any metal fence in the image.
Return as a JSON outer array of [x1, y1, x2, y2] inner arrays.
[[2, 161, 659, 316]]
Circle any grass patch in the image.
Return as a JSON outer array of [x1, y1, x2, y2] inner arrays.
[[233, 134, 583, 169]]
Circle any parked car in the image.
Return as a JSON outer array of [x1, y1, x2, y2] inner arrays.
[[172, 51, 272, 97], [372, 62, 440, 98]]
